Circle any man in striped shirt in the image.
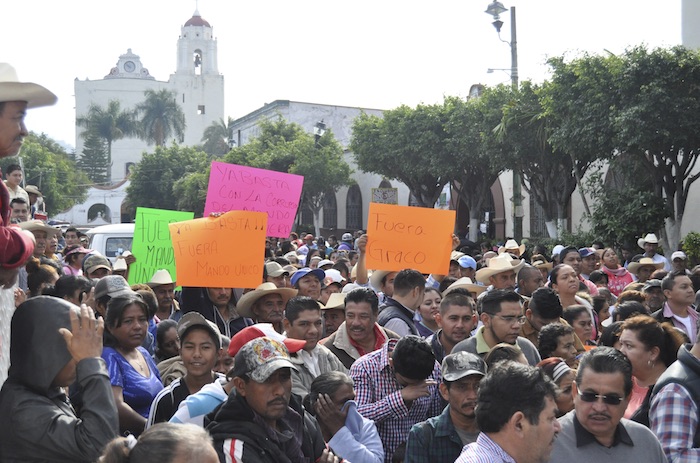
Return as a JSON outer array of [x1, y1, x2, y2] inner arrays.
[[455, 362, 560, 463]]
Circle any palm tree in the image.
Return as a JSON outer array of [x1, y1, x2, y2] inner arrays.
[[76, 100, 138, 182], [201, 116, 235, 156], [136, 89, 186, 146]]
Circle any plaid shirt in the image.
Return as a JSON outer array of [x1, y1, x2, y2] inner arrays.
[[405, 404, 468, 463], [650, 382, 700, 463], [455, 432, 516, 463], [350, 338, 442, 463]]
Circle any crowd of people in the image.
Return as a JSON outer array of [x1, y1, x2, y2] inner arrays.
[[3, 63, 700, 463]]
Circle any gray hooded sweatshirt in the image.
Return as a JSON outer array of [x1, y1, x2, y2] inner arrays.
[[0, 296, 118, 462]]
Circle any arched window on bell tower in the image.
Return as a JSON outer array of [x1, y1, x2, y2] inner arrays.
[[193, 49, 202, 75]]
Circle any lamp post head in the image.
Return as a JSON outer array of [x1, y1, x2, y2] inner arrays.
[[313, 120, 326, 138], [485, 1, 507, 19]]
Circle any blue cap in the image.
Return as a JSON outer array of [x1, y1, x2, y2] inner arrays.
[[457, 255, 477, 270], [578, 247, 596, 258], [290, 267, 326, 287]]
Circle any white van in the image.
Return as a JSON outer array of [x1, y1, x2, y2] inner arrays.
[[86, 223, 135, 263]]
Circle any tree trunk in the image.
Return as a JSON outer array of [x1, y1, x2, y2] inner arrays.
[[545, 221, 558, 239], [468, 217, 479, 243], [663, 218, 682, 253], [312, 207, 321, 238]]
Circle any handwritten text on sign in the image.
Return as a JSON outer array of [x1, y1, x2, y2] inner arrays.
[[204, 161, 303, 238], [128, 207, 194, 285], [365, 203, 455, 275], [168, 211, 268, 288]]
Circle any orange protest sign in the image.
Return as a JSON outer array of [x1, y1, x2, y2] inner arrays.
[[168, 211, 267, 288], [366, 203, 455, 275]]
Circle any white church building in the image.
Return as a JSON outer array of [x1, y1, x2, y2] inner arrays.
[[74, 10, 224, 184]]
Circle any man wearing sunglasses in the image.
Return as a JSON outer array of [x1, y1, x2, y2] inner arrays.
[[551, 347, 666, 461]]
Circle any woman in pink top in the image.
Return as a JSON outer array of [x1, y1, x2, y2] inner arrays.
[[600, 247, 634, 297], [62, 245, 89, 276]]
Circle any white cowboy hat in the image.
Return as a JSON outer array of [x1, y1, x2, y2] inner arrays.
[[498, 239, 525, 257], [236, 282, 298, 319], [322, 292, 346, 310], [627, 257, 664, 276], [147, 269, 175, 286], [637, 233, 660, 250], [475, 253, 525, 284], [0, 64, 57, 108], [442, 277, 486, 297]]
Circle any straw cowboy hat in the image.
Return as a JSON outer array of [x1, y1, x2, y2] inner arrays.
[[0, 63, 57, 108], [475, 253, 525, 284], [627, 257, 664, 276], [322, 292, 347, 310], [18, 220, 59, 237], [442, 277, 486, 298], [236, 282, 298, 319], [498, 239, 526, 257], [531, 256, 553, 271], [637, 233, 660, 250], [369, 270, 395, 292]]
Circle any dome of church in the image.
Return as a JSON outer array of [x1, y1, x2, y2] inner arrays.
[[184, 10, 211, 27]]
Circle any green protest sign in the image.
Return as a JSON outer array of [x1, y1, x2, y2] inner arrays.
[[127, 207, 195, 285]]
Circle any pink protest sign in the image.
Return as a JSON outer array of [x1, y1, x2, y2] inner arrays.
[[204, 161, 304, 238]]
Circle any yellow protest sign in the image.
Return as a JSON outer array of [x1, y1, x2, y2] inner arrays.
[[168, 211, 267, 288], [366, 203, 455, 275]]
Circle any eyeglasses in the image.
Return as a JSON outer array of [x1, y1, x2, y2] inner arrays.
[[577, 390, 624, 405], [492, 314, 527, 325]]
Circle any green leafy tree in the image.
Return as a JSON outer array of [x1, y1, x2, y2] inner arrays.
[[544, 45, 700, 251], [0, 133, 90, 214], [223, 117, 351, 235], [76, 100, 138, 183], [126, 144, 209, 211], [497, 82, 593, 238], [445, 89, 509, 242], [173, 170, 209, 217], [585, 170, 669, 249], [136, 89, 186, 147], [201, 116, 235, 157], [350, 103, 453, 208], [77, 133, 109, 184]]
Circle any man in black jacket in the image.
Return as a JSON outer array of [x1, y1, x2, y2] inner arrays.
[[207, 336, 339, 463]]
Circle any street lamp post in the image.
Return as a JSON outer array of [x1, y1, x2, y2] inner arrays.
[[485, 1, 523, 241], [313, 120, 326, 147]]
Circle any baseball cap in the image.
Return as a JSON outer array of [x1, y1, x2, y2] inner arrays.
[[672, 251, 687, 261], [83, 254, 112, 276], [442, 351, 487, 382], [457, 255, 477, 270], [177, 312, 222, 350], [318, 259, 334, 268], [228, 323, 306, 357], [94, 275, 137, 299], [579, 247, 596, 258], [341, 233, 353, 242], [231, 337, 298, 382], [643, 279, 663, 292], [290, 267, 325, 287], [323, 268, 346, 286]]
